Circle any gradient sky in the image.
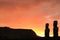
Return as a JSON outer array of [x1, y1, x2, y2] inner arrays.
[[0, 0, 60, 37]]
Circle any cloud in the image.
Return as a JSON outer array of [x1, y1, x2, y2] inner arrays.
[[0, 0, 60, 19], [0, 0, 16, 8], [16, 0, 42, 8], [0, 0, 46, 8], [0, 0, 60, 8]]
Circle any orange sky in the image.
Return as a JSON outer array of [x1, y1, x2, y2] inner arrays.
[[0, 0, 60, 37]]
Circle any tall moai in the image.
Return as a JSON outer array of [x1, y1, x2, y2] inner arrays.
[[53, 20, 58, 37], [45, 23, 50, 37]]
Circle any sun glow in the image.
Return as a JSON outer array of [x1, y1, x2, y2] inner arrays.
[[35, 30, 53, 37]]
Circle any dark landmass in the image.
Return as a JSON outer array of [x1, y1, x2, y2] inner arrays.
[[0, 27, 38, 39], [0, 27, 60, 40]]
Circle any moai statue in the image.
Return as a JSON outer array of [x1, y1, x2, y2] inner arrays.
[[45, 23, 50, 37], [53, 20, 58, 37]]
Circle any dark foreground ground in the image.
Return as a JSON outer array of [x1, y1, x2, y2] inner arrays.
[[0, 37, 60, 40], [0, 27, 60, 40]]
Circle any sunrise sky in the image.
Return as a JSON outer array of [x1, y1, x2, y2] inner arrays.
[[0, 0, 60, 37]]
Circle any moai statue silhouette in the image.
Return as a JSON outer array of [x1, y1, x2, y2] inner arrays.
[[53, 20, 58, 37], [45, 23, 50, 37]]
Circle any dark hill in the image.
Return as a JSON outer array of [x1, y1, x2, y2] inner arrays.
[[0, 27, 38, 39]]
